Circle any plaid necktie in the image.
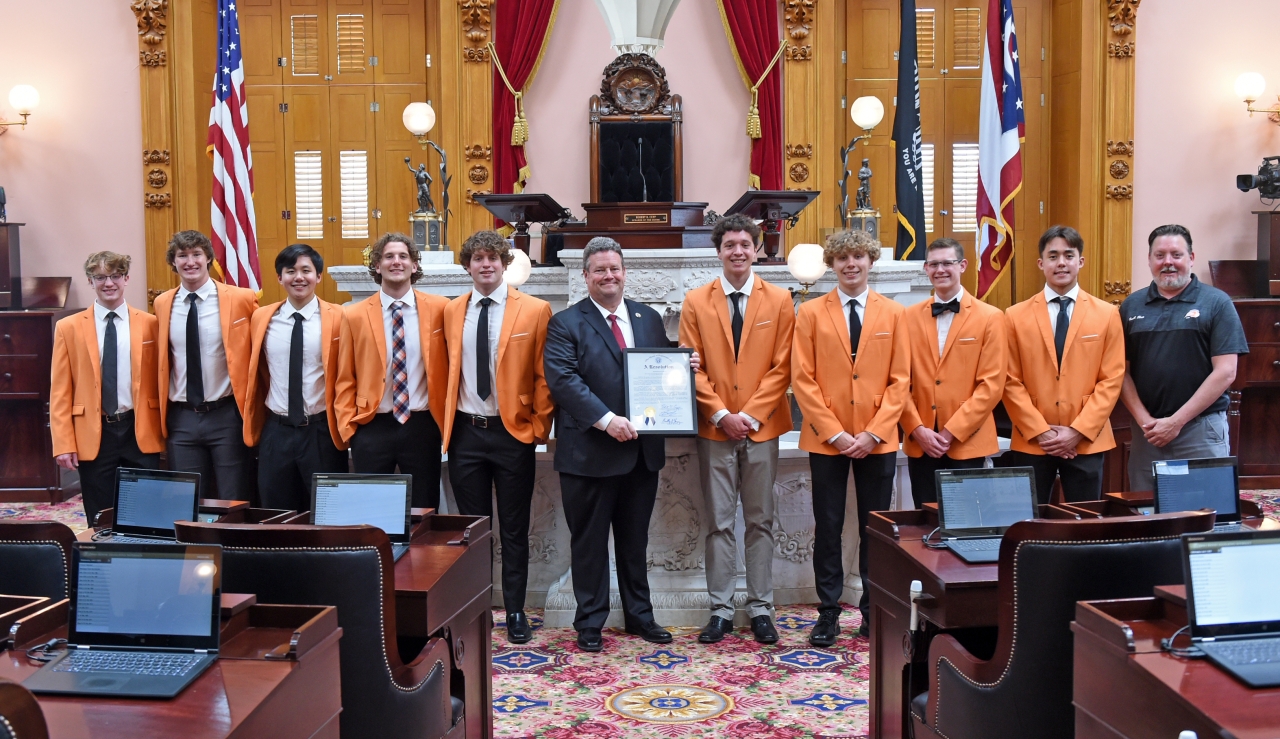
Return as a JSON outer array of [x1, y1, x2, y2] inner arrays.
[[390, 302, 410, 424]]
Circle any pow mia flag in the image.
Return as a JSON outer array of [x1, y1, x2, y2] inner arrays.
[[892, 0, 927, 260]]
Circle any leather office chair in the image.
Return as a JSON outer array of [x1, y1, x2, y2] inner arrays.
[[0, 678, 49, 739], [175, 522, 453, 739], [0, 521, 75, 601], [909, 510, 1214, 739]]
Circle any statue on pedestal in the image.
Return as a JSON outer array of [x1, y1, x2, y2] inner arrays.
[[405, 158, 435, 215], [856, 159, 873, 211]]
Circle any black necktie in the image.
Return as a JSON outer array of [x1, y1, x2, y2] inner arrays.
[[185, 293, 204, 405], [932, 299, 960, 317], [102, 312, 118, 416], [476, 297, 493, 401], [1053, 296, 1072, 369], [730, 292, 744, 358], [848, 300, 862, 359], [288, 312, 305, 425]]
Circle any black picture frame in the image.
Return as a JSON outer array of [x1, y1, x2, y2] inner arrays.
[[622, 347, 698, 436]]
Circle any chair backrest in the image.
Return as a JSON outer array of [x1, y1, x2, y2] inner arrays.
[[175, 522, 450, 739], [0, 679, 49, 739], [588, 53, 683, 203], [932, 511, 1214, 739], [0, 522, 75, 601]]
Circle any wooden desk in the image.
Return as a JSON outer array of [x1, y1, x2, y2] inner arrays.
[[0, 310, 68, 503], [396, 514, 493, 739], [1063, 492, 1276, 529], [1073, 585, 1280, 739], [0, 597, 343, 739]]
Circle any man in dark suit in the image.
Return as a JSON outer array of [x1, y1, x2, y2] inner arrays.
[[544, 237, 697, 653]]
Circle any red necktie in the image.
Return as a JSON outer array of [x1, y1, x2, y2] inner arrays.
[[607, 314, 627, 351]]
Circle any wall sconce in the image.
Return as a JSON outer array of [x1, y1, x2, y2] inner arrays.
[[1235, 73, 1280, 125], [839, 96, 885, 228], [0, 85, 40, 136], [787, 242, 828, 301]]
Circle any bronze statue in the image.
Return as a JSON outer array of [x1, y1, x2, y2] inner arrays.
[[405, 157, 435, 214], [856, 158, 873, 211]]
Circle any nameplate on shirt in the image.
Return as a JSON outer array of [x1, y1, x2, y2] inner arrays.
[[624, 213, 669, 224]]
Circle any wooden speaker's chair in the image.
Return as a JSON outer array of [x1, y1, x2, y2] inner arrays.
[[590, 53, 683, 203], [175, 522, 453, 739], [909, 511, 1215, 739], [0, 521, 75, 601], [0, 679, 48, 739]]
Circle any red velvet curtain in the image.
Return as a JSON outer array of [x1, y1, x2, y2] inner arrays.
[[717, 0, 783, 190], [492, 0, 560, 200]]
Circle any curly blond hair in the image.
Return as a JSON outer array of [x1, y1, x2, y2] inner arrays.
[[823, 229, 882, 267]]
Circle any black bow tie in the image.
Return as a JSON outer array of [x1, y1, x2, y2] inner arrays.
[[932, 299, 960, 317]]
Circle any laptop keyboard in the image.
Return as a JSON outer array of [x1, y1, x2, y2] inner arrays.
[[1212, 522, 1244, 533], [1208, 639, 1280, 666], [947, 538, 1001, 552], [53, 650, 203, 676], [106, 535, 170, 544]]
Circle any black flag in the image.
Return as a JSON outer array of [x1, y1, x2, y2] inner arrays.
[[892, 0, 926, 259]]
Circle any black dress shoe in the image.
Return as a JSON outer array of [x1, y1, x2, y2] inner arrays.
[[699, 616, 734, 643], [577, 627, 603, 652], [506, 611, 532, 644], [626, 620, 674, 644], [751, 615, 779, 644], [809, 611, 841, 647]]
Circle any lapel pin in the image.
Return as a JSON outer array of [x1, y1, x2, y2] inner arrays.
[[635, 313, 641, 318]]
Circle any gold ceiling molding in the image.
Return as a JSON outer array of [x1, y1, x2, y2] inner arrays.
[[131, 0, 168, 45]]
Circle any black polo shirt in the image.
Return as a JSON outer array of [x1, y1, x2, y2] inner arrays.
[[1120, 275, 1248, 419]]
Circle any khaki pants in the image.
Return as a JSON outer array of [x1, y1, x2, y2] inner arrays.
[[697, 436, 780, 620]]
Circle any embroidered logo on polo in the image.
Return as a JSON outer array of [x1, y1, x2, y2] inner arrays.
[[1186, 309, 1201, 319]]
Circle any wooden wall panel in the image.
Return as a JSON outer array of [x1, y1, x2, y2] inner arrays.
[[1099, 0, 1138, 305], [784, 0, 841, 254]]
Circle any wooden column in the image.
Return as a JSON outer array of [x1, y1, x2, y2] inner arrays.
[[1100, 0, 1138, 305], [133, 0, 179, 308]]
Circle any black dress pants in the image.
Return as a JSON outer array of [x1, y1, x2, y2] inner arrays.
[[906, 454, 987, 506], [448, 415, 536, 613], [808, 451, 897, 618], [257, 413, 348, 512], [78, 413, 160, 524], [350, 411, 442, 509], [998, 450, 1105, 504], [559, 457, 660, 632], [167, 400, 254, 501]]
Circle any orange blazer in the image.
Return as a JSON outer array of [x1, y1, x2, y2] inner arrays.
[[50, 306, 164, 459], [678, 275, 795, 442], [440, 286, 554, 449], [901, 292, 1007, 460], [792, 288, 911, 455], [242, 299, 348, 450], [334, 290, 449, 443], [154, 281, 259, 435], [1002, 289, 1125, 455]]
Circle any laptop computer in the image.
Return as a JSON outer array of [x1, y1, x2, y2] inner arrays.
[[102, 468, 201, 543], [311, 473, 414, 561], [1182, 529, 1280, 688], [935, 467, 1038, 564], [1153, 457, 1244, 531], [23, 542, 222, 698]]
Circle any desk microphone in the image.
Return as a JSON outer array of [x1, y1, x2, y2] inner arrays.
[[909, 580, 923, 631], [637, 137, 648, 202]]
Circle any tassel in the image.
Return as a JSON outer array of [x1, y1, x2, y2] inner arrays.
[[511, 92, 529, 147], [747, 89, 762, 139]]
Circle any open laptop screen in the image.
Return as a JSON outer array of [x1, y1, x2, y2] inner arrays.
[[68, 543, 221, 650], [311, 474, 412, 543], [114, 468, 201, 537], [1153, 458, 1240, 523], [1185, 532, 1280, 640], [937, 467, 1037, 535]]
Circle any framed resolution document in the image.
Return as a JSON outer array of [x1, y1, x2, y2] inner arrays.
[[623, 348, 697, 436]]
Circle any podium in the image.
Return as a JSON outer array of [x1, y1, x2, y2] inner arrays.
[[556, 201, 713, 250]]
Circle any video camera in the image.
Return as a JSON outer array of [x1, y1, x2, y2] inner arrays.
[[1237, 156, 1280, 200]]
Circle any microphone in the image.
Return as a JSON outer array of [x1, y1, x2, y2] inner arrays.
[[909, 580, 923, 631], [638, 138, 648, 202]]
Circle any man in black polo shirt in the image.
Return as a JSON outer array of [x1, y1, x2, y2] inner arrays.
[[1120, 224, 1248, 492]]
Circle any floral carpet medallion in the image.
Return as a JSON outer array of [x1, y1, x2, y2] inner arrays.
[[605, 684, 735, 723], [493, 648, 569, 674], [638, 649, 691, 671]]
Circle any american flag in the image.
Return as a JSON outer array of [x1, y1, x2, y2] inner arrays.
[[207, 0, 260, 291], [975, 0, 1025, 298]]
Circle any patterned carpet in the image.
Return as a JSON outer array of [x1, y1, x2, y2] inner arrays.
[[4, 492, 1278, 738]]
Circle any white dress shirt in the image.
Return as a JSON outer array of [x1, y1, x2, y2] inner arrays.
[[458, 282, 507, 417], [1044, 283, 1080, 325], [169, 279, 232, 402], [264, 297, 325, 416], [933, 286, 965, 356], [831, 285, 877, 445], [709, 273, 760, 433], [94, 301, 132, 412], [591, 297, 634, 430], [377, 289, 428, 413]]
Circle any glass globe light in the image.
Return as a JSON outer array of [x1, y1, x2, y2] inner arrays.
[[506, 248, 532, 287], [787, 243, 828, 284], [8, 85, 39, 115], [402, 102, 436, 136], [1235, 73, 1267, 103], [849, 96, 884, 131]]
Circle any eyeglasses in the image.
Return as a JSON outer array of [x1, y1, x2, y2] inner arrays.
[[90, 273, 126, 284], [924, 259, 962, 270]]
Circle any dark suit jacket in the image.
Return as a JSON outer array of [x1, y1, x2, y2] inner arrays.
[[544, 297, 668, 477]]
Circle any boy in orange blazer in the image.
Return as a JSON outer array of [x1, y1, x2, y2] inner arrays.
[[901, 238, 1007, 504], [441, 231, 553, 644], [679, 214, 794, 645], [242, 244, 349, 512], [154, 231, 259, 501], [334, 232, 449, 508], [50, 251, 164, 521], [792, 229, 911, 645], [1002, 225, 1125, 503]]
